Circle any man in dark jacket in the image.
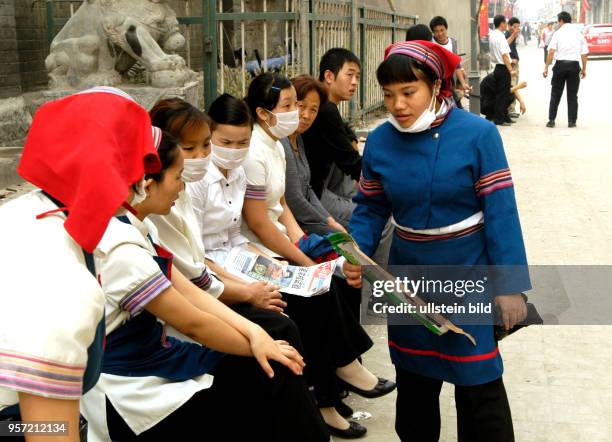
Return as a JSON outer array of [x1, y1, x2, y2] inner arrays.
[[301, 48, 362, 228]]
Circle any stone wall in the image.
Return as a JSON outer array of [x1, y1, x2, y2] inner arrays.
[[0, 0, 21, 98], [14, 0, 49, 91]]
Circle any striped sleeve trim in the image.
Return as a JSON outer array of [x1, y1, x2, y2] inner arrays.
[[119, 271, 171, 315], [358, 174, 385, 197], [191, 269, 213, 291], [474, 168, 513, 197], [0, 350, 85, 399], [245, 184, 267, 200]]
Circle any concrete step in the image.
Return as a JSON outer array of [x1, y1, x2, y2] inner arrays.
[[0, 147, 23, 157], [0, 156, 23, 190]]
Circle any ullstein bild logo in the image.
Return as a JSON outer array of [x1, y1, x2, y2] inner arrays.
[[371, 276, 488, 299]]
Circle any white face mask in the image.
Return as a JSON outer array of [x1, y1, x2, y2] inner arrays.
[[182, 156, 210, 183], [264, 109, 300, 139], [211, 143, 249, 170], [388, 90, 438, 133], [130, 178, 147, 205]]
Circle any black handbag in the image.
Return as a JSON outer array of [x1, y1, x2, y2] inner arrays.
[[494, 293, 543, 341]]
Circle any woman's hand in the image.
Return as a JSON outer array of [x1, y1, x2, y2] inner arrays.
[[246, 324, 305, 377], [248, 281, 286, 313], [495, 294, 527, 330], [343, 261, 363, 288], [327, 217, 347, 233]]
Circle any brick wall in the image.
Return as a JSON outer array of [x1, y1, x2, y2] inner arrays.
[[0, 0, 21, 98], [14, 0, 49, 91]]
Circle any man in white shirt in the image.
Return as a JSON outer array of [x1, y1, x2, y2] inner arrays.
[[543, 11, 589, 128], [488, 15, 515, 126]]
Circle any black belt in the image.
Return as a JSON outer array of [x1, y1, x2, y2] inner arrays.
[[556, 60, 579, 64]]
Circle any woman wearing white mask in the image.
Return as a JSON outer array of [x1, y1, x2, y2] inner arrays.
[[343, 41, 530, 442], [149, 98, 290, 316], [242, 73, 396, 439]]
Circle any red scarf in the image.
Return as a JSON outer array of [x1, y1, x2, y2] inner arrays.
[[384, 40, 462, 97], [18, 87, 161, 252]]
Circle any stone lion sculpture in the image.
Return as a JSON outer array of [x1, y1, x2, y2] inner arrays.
[[45, 0, 196, 89]]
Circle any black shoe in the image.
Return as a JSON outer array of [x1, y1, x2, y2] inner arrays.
[[568, 122, 576, 128], [504, 118, 516, 124], [335, 400, 354, 418], [546, 121, 555, 128], [509, 112, 520, 118], [326, 421, 367, 439], [343, 377, 396, 399], [495, 121, 511, 126]]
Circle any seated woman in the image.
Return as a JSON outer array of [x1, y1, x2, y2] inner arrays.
[[281, 75, 346, 236], [80, 130, 328, 442], [148, 97, 297, 346], [0, 87, 160, 442], [240, 72, 396, 438]]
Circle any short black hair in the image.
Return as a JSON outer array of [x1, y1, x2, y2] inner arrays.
[[145, 131, 181, 182], [208, 93, 253, 129], [318, 48, 361, 82], [494, 15, 506, 28], [245, 72, 293, 119], [558, 11, 572, 23], [429, 16, 448, 31], [376, 54, 439, 89], [406, 24, 433, 42], [508, 17, 520, 26]]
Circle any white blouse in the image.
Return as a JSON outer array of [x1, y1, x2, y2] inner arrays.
[[149, 191, 225, 298], [188, 162, 249, 265], [81, 213, 214, 439], [240, 124, 288, 256], [0, 191, 105, 408]]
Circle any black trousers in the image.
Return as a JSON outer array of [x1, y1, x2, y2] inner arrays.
[[395, 368, 514, 442], [543, 46, 548, 64], [283, 276, 373, 407], [105, 305, 328, 442], [231, 302, 304, 350], [548, 60, 581, 123], [493, 65, 512, 124]]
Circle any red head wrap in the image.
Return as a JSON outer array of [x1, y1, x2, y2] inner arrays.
[[384, 40, 462, 97], [18, 87, 161, 252]]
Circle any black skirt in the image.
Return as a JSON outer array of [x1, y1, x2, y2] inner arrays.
[[283, 276, 373, 407]]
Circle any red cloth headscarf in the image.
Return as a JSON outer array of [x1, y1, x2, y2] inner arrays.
[[384, 40, 462, 97], [18, 87, 161, 252]]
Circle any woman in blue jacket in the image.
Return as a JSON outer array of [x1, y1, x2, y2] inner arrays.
[[343, 41, 530, 441]]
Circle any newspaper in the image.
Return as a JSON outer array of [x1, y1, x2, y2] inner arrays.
[[223, 247, 336, 297], [328, 232, 477, 345]]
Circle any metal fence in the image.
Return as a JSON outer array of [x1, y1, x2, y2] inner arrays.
[[45, 0, 417, 120]]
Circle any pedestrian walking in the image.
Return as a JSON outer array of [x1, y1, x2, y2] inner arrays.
[[541, 22, 555, 64], [543, 11, 589, 128], [489, 15, 515, 126], [522, 22, 531, 45]]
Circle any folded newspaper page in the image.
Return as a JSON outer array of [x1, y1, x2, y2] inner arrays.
[[328, 232, 476, 345], [223, 247, 335, 297]]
